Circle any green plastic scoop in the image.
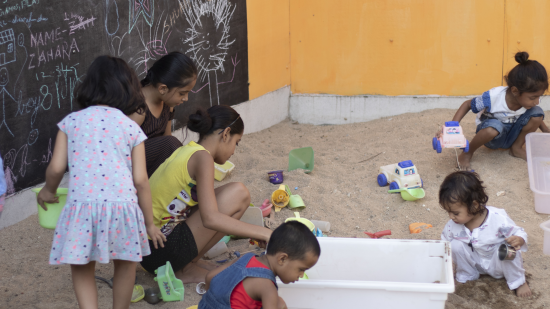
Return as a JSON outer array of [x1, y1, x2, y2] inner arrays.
[[388, 188, 425, 201]]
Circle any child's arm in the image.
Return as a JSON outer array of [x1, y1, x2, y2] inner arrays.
[[435, 99, 473, 137], [277, 297, 288, 309], [539, 121, 550, 133], [191, 151, 272, 242], [163, 108, 174, 136], [451, 99, 473, 123], [131, 143, 166, 249], [37, 131, 68, 210], [505, 225, 528, 251], [244, 278, 281, 309], [498, 212, 528, 251]]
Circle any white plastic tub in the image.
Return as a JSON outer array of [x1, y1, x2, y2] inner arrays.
[[526, 133, 550, 214], [277, 238, 454, 309], [540, 220, 550, 255]]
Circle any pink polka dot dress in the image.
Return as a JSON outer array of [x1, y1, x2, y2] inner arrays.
[[49, 106, 151, 265]]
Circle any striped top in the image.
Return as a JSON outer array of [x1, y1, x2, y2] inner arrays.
[[140, 103, 174, 138]]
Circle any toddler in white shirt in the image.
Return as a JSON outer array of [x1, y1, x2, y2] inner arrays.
[[439, 171, 531, 297]]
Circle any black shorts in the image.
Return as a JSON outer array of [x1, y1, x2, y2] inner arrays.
[[140, 222, 198, 273]]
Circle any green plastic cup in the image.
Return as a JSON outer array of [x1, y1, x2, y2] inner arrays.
[[31, 188, 68, 229], [289, 195, 305, 209], [283, 185, 305, 209]]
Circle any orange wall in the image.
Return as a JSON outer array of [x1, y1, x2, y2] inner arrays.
[[290, 0, 506, 96], [247, 0, 291, 100], [247, 0, 549, 98]]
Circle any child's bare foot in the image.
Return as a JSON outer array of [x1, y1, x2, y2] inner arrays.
[[175, 262, 209, 284], [509, 146, 527, 161], [197, 259, 218, 271], [457, 152, 473, 171], [515, 282, 532, 297]]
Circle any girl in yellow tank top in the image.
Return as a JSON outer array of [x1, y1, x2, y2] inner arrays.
[[142, 105, 273, 284], [149, 141, 206, 236]]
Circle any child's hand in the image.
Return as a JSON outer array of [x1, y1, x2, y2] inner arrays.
[[506, 236, 525, 250], [37, 188, 59, 211], [278, 297, 287, 309], [146, 224, 167, 249], [250, 238, 267, 249]]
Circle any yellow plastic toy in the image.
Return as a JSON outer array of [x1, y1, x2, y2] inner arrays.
[[271, 185, 290, 212], [285, 212, 315, 231], [131, 285, 145, 303]]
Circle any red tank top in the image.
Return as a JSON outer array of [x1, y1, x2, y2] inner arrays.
[[229, 256, 271, 309]]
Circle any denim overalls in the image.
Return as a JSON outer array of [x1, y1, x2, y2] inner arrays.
[[199, 253, 278, 309]]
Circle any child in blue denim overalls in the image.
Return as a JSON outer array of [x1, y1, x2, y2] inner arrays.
[[199, 221, 320, 309]]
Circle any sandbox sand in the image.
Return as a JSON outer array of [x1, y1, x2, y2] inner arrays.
[[1, 109, 549, 309]]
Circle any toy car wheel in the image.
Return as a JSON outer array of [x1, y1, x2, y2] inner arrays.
[[463, 139, 470, 153], [436, 140, 442, 154], [377, 174, 388, 187], [389, 182, 399, 190], [432, 137, 437, 150]]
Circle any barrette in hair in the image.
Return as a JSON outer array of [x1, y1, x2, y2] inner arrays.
[[218, 116, 241, 134]]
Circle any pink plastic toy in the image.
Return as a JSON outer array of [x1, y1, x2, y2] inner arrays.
[[433, 121, 469, 154], [260, 199, 273, 217]]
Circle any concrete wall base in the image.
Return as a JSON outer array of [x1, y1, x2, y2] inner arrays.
[[290, 93, 550, 125]]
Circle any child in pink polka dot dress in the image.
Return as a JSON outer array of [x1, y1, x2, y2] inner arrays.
[[37, 56, 166, 308]]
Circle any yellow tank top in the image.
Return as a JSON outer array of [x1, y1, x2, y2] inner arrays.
[[149, 141, 208, 236]]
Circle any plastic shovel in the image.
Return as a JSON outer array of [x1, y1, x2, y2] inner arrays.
[[388, 188, 425, 201]]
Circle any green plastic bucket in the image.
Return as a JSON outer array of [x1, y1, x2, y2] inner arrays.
[[288, 147, 314, 173], [154, 261, 184, 302], [31, 188, 68, 229]]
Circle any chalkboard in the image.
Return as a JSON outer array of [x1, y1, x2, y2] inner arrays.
[[0, 0, 249, 195]]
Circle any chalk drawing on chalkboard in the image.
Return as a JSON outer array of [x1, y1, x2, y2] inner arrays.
[[105, 0, 120, 35], [129, 10, 171, 75], [0, 67, 14, 137], [182, 0, 236, 106], [129, 0, 154, 33], [28, 129, 39, 145], [0, 29, 16, 67]]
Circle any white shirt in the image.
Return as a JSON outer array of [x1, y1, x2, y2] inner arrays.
[[441, 206, 528, 270], [471, 86, 527, 125]]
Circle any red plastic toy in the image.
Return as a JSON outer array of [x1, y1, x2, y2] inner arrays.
[[364, 230, 392, 239]]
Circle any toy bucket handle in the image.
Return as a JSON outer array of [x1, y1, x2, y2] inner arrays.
[[285, 185, 292, 196]]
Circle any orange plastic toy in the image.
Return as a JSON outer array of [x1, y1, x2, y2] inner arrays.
[[409, 222, 433, 234]]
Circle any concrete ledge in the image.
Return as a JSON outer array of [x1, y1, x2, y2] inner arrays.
[[290, 94, 550, 125], [234, 85, 290, 134]]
